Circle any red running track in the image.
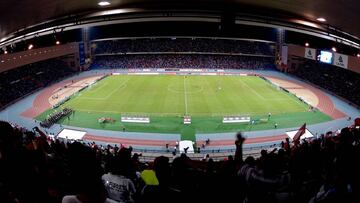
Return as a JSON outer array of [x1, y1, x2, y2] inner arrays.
[[21, 75, 102, 118], [266, 76, 346, 119]]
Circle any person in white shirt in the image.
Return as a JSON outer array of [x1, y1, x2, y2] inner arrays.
[[102, 149, 136, 203], [62, 195, 119, 203], [102, 172, 136, 203]]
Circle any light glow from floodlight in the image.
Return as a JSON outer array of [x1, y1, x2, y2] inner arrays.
[[292, 19, 319, 28], [357, 53, 360, 58], [28, 44, 33, 50], [56, 40, 60, 45], [98, 1, 110, 6], [317, 18, 326, 22], [332, 47, 337, 52], [4, 50, 8, 54], [305, 43, 309, 47]]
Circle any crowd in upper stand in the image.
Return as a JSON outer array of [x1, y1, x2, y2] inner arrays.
[[0, 59, 74, 109], [292, 59, 360, 106], [92, 38, 275, 56], [0, 119, 359, 203], [91, 55, 275, 70]]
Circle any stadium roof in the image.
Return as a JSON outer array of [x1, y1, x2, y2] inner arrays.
[[0, 0, 359, 44]]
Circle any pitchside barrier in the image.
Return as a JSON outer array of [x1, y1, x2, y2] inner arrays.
[[223, 115, 251, 123], [121, 115, 150, 123]]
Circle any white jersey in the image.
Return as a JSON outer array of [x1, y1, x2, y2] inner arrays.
[[102, 173, 136, 203]]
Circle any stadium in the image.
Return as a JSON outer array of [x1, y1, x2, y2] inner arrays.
[[0, 0, 360, 202]]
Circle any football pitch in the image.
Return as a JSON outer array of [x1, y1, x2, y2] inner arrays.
[[37, 75, 331, 140]]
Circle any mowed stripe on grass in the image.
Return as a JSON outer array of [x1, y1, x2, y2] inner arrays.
[[63, 75, 308, 116]]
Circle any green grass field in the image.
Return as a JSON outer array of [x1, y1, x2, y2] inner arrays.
[[37, 75, 332, 141]]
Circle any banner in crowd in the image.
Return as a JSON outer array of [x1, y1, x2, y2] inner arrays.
[[78, 42, 85, 66], [333, 53, 348, 69], [304, 48, 316, 60]]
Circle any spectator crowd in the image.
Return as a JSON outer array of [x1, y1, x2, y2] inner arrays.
[[91, 55, 275, 70], [92, 38, 275, 56], [292, 59, 360, 106], [90, 38, 276, 71], [0, 118, 359, 203], [0, 58, 74, 109]]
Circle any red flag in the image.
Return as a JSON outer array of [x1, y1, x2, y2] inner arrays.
[[293, 123, 306, 144]]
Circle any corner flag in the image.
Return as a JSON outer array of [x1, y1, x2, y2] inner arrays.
[[293, 123, 306, 144]]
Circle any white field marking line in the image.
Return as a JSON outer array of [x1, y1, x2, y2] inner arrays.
[[70, 79, 105, 98], [77, 97, 108, 101], [85, 78, 118, 96], [75, 78, 110, 98], [74, 108, 184, 116], [267, 98, 290, 101], [87, 80, 106, 93], [80, 78, 130, 100], [238, 79, 265, 100], [74, 106, 305, 116], [274, 88, 310, 111], [73, 108, 260, 116], [183, 76, 189, 115], [257, 88, 308, 112], [103, 78, 130, 99], [263, 80, 310, 111], [74, 108, 295, 117]]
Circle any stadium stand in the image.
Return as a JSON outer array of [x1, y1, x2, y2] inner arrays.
[[291, 59, 360, 106], [0, 58, 74, 109], [91, 55, 275, 70], [90, 38, 276, 71], [92, 38, 275, 55], [0, 120, 359, 203]]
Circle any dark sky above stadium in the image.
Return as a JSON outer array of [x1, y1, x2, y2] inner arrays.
[[0, 0, 359, 39]]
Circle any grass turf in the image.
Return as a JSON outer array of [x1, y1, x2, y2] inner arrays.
[[36, 75, 332, 141]]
